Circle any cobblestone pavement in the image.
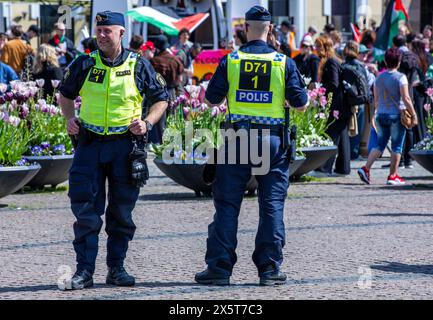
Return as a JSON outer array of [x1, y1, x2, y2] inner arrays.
[[0, 156, 432, 300]]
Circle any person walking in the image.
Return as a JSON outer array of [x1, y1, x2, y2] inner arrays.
[[358, 48, 417, 185]]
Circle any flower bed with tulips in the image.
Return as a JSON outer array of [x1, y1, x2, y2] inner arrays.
[[414, 88, 433, 151], [152, 84, 226, 163], [0, 79, 72, 167], [291, 85, 334, 151]]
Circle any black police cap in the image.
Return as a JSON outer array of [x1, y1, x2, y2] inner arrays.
[[95, 11, 125, 28], [245, 6, 272, 22]]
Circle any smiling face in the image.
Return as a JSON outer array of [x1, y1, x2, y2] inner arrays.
[[96, 25, 124, 53]]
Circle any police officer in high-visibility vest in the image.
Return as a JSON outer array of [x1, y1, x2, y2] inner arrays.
[[59, 11, 168, 290], [195, 6, 308, 286]]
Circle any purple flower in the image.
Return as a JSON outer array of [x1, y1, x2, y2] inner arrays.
[[15, 158, 28, 166], [219, 104, 227, 114], [19, 103, 29, 119], [29, 86, 39, 98], [333, 110, 340, 120], [8, 116, 20, 127], [200, 103, 208, 112], [53, 144, 66, 155], [51, 80, 61, 89], [30, 146, 43, 156], [0, 111, 7, 121], [5, 92, 14, 102], [0, 95, 5, 104], [36, 79, 45, 88], [191, 99, 201, 109], [183, 107, 190, 117], [176, 95, 187, 105], [14, 91, 25, 104], [40, 142, 50, 150], [9, 80, 20, 92]]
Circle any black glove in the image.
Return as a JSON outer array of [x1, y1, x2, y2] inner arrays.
[[129, 135, 149, 188]]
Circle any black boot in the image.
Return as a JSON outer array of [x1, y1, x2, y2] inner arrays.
[[259, 270, 287, 286], [106, 266, 135, 286], [61, 269, 93, 290], [194, 269, 230, 286]]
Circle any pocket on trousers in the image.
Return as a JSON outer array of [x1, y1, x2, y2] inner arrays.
[[68, 168, 95, 202]]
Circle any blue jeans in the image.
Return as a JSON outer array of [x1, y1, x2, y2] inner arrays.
[[374, 114, 406, 154]]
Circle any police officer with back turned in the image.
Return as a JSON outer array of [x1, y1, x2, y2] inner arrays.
[[59, 11, 168, 290], [195, 6, 308, 286]]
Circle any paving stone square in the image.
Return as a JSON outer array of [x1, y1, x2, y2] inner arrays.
[[0, 156, 432, 300]]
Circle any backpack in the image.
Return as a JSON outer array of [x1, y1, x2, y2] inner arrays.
[[341, 62, 370, 107], [399, 51, 418, 99]]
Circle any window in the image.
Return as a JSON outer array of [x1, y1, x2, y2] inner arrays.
[[332, 0, 356, 32]]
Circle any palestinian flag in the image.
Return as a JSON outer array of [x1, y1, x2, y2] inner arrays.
[[126, 6, 209, 36], [373, 0, 409, 61]]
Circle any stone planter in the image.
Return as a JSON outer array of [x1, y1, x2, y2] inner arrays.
[[292, 146, 338, 178], [409, 150, 433, 174], [245, 157, 306, 195], [154, 159, 256, 197], [0, 164, 41, 199], [25, 155, 74, 188]]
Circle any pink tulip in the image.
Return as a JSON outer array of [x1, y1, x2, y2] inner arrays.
[[424, 104, 432, 112], [198, 85, 206, 103], [320, 96, 327, 108], [211, 106, 220, 117], [426, 88, 433, 98], [318, 87, 327, 96]]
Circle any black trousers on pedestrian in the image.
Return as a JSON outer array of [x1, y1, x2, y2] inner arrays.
[[319, 117, 351, 175], [402, 128, 414, 166]]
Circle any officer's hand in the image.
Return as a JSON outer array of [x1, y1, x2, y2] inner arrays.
[[67, 117, 80, 135], [129, 119, 147, 135]]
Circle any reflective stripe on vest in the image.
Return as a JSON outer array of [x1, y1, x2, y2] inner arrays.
[[79, 51, 142, 135], [227, 50, 286, 125]]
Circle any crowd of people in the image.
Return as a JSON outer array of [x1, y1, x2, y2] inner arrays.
[[1, 19, 433, 185], [255, 20, 433, 185]]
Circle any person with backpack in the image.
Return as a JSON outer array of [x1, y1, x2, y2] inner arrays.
[[341, 41, 372, 160], [314, 36, 351, 176]]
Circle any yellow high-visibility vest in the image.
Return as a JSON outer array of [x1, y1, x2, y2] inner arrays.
[[226, 50, 286, 125], [79, 50, 142, 135]]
